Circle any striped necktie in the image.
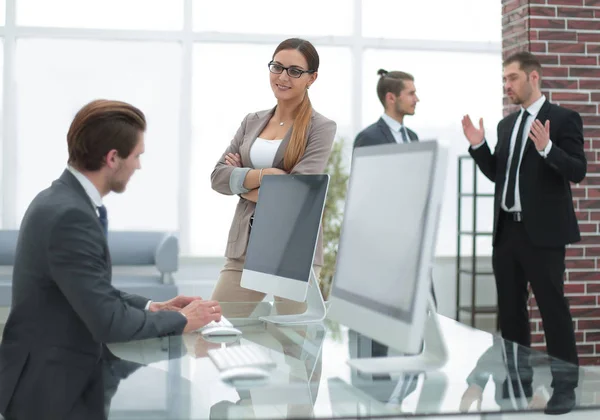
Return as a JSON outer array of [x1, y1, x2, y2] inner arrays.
[[399, 126, 409, 143]]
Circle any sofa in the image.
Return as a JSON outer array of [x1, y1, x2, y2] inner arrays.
[[0, 230, 179, 307]]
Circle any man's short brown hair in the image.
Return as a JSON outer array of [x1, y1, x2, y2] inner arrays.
[[503, 51, 543, 86], [67, 99, 146, 171], [376, 69, 414, 107]]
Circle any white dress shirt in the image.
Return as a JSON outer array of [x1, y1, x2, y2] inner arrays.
[[67, 166, 152, 310], [472, 95, 552, 212], [67, 165, 103, 214], [381, 113, 411, 143]]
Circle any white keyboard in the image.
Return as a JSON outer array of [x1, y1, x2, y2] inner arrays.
[[208, 344, 276, 371]]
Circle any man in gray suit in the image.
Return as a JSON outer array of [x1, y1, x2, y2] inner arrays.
[[354, 69, 419, 148], [0, 100, 222, 420]]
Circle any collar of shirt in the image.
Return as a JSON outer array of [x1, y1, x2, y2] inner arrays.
[[67, 165, 103, 210], [522, 94, 546, 118], [381, 112, 404, 133]]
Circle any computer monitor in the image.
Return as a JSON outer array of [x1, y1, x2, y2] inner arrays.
[[241, 174, 329, 324], [327, 141, 448, 374]]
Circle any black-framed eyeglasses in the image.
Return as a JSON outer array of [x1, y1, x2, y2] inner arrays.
[[268, 61, 314, 79]]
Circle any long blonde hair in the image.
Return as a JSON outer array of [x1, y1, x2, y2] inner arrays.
[[273, 38, 319, 172], [284, 93, 313, 172]]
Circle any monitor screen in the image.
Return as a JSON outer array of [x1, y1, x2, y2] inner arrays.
[[245, 174, 329, 283], [331, 142, 438, 322]]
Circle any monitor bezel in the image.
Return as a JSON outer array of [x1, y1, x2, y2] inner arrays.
[[330, 141, 440, 323]]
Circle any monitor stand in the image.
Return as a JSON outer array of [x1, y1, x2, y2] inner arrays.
[[347, 297, 448, 374], [259, 268, 326, 325]]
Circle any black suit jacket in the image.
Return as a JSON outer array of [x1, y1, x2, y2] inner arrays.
[[469, 100, 586, 247], [0, 170, 187, 419], [354, 117, 418, 148]]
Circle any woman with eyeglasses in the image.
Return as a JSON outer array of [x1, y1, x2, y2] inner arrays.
[[210, 38, 337, 314]]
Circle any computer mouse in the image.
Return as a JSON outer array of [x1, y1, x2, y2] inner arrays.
[[201, 326, 242, 337], [219, 367, 271, 384]]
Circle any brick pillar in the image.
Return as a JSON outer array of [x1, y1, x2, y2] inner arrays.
[[502, 0, 600, 365]]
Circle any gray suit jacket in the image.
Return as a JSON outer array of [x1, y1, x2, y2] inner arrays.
[[353, 117, 418, 148], [0, 170, 187, 419], [211, 108, 337, 266]]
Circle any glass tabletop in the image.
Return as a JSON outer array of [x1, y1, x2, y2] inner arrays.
[[97, 302, 600, 419]]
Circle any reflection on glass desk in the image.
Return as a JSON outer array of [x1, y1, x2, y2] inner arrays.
[[19, 302, 597, 420]]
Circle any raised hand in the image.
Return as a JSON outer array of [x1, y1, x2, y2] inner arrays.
[[461, 115, 485, 147], [529, 119, 550, 151]]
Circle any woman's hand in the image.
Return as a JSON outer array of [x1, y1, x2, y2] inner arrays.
[[225, 153, 242, 167]]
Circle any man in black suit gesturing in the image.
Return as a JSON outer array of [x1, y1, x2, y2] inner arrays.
[[0, 100, 223, 420], [354, 69, 419, 148], [462, 52, 585, 415]]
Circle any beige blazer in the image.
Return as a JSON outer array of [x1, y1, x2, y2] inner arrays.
[[210, 107, 337, 266]]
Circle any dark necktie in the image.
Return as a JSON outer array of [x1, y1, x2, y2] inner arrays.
[[97, 205, 108, 237], [399, 126, 409, 143], [505, 110, 530, 209]]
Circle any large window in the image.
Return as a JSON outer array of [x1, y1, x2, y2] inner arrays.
[[17, 0, 183, 30], [362, 49, 502, 256], [15, 39, 182, 231], [190, 43, 274, 256], [0, 1, 501, 256], [192, 0, 353, 36], [362, 0, 502, 42], [308, 47, 353, 144]]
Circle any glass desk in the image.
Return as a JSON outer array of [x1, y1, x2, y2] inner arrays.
[[93, 302, 600, 419]]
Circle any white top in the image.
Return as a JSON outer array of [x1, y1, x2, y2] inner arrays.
[[381, 113, 411, 143], [250, 137, 283, 169]]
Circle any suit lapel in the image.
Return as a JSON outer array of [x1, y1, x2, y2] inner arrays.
[[272, 109, 316, 169], [500, 112, 520, 160], [58, 170, 110, 261], [408, 128, 419, 142], [377, 118, 396, 144]]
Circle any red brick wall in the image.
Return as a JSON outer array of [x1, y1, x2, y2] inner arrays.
[[502, 0, 600, 365]]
